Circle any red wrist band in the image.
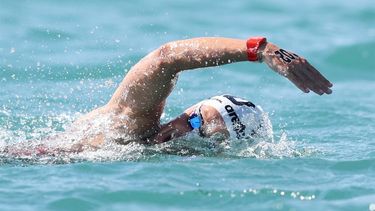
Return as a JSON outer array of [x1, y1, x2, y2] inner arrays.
[[246, 37, 267, 62]]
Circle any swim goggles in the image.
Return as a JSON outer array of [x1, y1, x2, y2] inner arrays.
[[188, 113, 202, 129], [188, 103, 204, 130]]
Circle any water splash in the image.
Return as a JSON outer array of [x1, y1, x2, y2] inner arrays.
[[0, 110, 315, 165], [148, 112, 314, 159]]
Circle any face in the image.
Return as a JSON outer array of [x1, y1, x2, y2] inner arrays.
[[154, 103, 229, 144]]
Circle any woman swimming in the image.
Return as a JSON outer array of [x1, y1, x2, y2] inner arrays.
[[4, 36, 333, 155]]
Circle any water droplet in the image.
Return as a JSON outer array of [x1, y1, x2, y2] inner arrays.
[[291, 192, 297, 198]]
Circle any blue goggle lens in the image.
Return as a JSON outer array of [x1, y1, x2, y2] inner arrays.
[[188, 113, 201, 129]]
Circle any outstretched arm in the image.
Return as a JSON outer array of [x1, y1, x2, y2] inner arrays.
[[107, 38, 250, 117], [108, 37, 332, 117]]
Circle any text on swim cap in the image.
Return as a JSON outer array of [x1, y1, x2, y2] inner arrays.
[[224, 105, 246, 139]]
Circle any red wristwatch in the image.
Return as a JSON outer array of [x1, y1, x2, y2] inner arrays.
[[246, 37, 267, 62]]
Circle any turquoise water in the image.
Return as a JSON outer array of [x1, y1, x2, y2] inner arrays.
[[1, 0, 375, 210]]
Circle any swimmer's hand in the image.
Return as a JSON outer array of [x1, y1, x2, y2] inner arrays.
[[260, 42, 333, 95]]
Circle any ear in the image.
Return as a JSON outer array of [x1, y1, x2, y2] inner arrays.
[[200, 105, 229, 138]]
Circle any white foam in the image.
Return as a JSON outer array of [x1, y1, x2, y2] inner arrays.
[[369, 203, 375, 211], [0, 110, 315, 164]]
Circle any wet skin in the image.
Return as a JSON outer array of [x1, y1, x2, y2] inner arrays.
[[67, 37, 333, 149]]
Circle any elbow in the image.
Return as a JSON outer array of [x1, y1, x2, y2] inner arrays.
[[155, 42, 178, 69]]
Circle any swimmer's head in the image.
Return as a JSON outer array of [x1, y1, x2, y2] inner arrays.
[[154, 95, 265, 144]]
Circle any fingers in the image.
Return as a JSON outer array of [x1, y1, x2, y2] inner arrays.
[[288, 71, 309, 93], [304, 63, 332, 94], [307, 66, 332, 94], [307, 63, 333, 88], [289, 64, 333, 95], [293, 69, 323, 95]]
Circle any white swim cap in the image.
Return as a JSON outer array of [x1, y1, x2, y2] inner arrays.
[[200, 95, 264, 139]]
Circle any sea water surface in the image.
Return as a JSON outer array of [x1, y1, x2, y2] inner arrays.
[[1, 0, 375, 210]]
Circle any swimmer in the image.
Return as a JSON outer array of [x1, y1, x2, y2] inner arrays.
[[4, 37, 333, 156], [70, 36, 332, 147]]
